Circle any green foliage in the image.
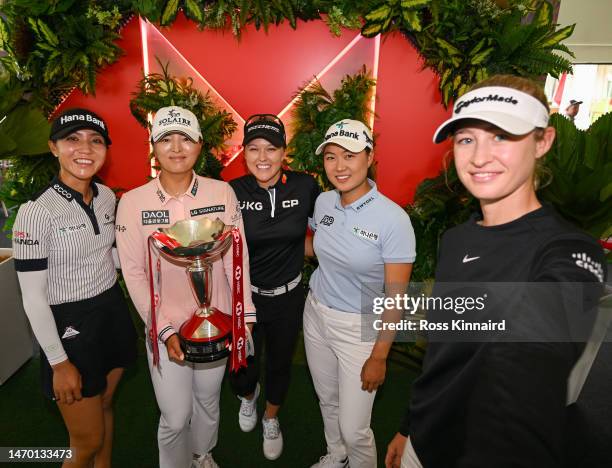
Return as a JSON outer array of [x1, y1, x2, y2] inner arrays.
[[135, 0, 315, 34], [538, 113, 612, 239], [359, 0, 574, 106], [288, 67, 375, 291], [86, 3, 123, 29], [406, 162, 477, 281], [323, 4, 363, 36], [0, 154, 58, 232], [1, 0, 125, 105], [361, 0, 432, 37], [0, 104, 51, 158], [128, 0, 167, 22], [0, 0, 576, 108], [0, 65, 56, 231], [488, 4, 574, 79], [287, 66, 376, 191], [431, 0, 573, 105], [129, 60, 236, 180]]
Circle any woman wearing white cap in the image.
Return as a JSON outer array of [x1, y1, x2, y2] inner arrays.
[[385, 75, 606, 468], [305, 119, 416, 468], [115, 106, 256, 468]]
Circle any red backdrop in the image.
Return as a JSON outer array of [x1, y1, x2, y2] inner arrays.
[[52, 15, 451, 206]]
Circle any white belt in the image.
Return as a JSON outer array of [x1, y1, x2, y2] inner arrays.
[[251, 273, 302, 297]]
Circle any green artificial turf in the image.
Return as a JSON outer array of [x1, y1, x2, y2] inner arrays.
[[0, 336, 417, 467]]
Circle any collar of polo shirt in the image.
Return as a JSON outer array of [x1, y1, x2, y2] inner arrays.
[[245, 170, 287, 193], [334, 179, 379, 212], [155, 171, 199, 204], [51, 176, 99, 202]]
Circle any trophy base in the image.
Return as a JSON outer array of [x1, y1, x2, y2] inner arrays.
[[178, 335, 232, 363], [178, 325, 232, 363]]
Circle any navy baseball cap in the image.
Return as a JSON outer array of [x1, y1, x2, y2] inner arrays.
[[243, 114, 286, 148], [50, 108, 112, 145]]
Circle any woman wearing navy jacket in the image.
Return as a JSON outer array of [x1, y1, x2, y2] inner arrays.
[[229, 114, 320, 461]]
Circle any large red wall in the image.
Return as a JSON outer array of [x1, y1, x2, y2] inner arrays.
[[54, 15, 451, 206]]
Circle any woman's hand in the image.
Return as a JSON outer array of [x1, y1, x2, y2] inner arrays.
[[165, 334, 185, 362], [385, 432, 408, 468], [52, 360, 82, 405], [360, 355, 386, 392]]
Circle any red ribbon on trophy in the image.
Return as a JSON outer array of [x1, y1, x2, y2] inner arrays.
[[230, 227, 246, 372], [147, 222, 247, 370], [147, 236, 161, 366]]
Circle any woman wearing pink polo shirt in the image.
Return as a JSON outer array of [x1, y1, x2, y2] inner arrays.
[[115, 106, 255, 468]]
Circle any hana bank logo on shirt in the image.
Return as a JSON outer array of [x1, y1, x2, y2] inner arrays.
[[58, 223, 87, 235]]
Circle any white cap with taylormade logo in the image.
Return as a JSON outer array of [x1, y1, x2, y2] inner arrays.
[[433, 86, 549, 143], [151, 106, 203, 143], [315, 119, 374, 155]]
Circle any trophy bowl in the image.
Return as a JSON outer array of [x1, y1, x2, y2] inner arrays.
[[151, 218, 235, 363]]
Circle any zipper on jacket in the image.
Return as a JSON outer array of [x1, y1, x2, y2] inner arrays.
[[268, 188, 276, 218]]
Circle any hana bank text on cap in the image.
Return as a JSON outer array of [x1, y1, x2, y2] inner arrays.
[[50, 108, 112, 146], [315, 119, 374, 155], [151, 106, 203, 143], [433, 86, 549, 143]]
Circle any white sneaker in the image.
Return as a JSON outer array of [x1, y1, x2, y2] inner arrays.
[[191, 452, 219, 468], [237, 383, 260, 432], [262, 416, 283, 460], [310, 453, 349, 468]]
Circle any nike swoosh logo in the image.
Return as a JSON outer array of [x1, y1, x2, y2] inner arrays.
[[463, 254, 480, 263]]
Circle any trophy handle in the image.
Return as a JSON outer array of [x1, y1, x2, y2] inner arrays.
[[187, 258, 212, 315]]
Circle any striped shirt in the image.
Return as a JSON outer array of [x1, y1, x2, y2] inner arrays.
[[13, 178, 117, 304]]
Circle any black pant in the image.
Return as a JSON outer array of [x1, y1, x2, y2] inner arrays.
[[230, 283, 304, 406]]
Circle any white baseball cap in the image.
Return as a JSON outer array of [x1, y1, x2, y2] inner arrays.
[[433, 86, 549, 143], [151, 106, 202, 143], [315, 119, 374, 155]]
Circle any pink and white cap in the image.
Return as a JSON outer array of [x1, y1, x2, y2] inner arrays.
[[433, 86, 549, 143]]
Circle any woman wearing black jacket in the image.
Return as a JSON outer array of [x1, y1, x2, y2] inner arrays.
[[229, 114, 319, 461], [385, 75, 606, 468]]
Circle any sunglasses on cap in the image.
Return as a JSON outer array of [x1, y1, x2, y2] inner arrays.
[[244, 114, 285, 131]]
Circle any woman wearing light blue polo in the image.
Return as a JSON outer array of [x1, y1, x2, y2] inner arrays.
[[304, 119, 416, 468]]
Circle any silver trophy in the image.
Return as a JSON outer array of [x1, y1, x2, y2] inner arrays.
[[151, 218, 234, 362]]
